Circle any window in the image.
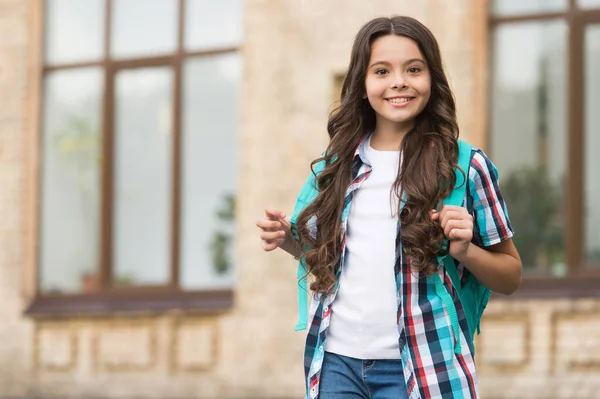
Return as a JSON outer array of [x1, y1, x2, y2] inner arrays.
[[490, 1, 600, 293], [32, 0, 242, 314]]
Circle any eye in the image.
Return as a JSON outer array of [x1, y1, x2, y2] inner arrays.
[[375, 69, 388, 76], [408, 67, 422, 74]]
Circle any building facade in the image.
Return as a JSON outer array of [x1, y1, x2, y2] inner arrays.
[[0, 0, 598, 398]]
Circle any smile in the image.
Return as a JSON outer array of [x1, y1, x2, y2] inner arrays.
[[385, 97, 414, 107]]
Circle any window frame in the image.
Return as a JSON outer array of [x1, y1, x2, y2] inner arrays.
[[489, 0, 600, 298], [26, 0, 239, 316]]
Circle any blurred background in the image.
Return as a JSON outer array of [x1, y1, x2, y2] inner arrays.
[[0, 0, 598, 398]]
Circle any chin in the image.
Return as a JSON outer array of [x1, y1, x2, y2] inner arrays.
[[380, 114, 414, 124]]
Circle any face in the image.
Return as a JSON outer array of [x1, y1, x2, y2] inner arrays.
[[365, 35, 432, 130]]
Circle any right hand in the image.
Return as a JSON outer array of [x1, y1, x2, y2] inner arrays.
[[256, 208, 294, 252]]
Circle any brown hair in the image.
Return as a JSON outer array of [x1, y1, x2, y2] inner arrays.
[[296, 16, 460, 295]]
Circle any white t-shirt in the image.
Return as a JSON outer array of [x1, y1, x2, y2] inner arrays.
[[325, 138, 402, 359]]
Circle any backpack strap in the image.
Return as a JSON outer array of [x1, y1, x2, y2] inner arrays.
[[438, 139, 473, 278], [443, 140, 472, 208], [292, 160, 326, 331], [295, 261, 309, 331], [290, 160, 325, 240], [434, 139, 473, 354]]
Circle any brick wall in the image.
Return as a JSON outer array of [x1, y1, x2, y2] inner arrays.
[[0, 0, 35, 396], [0, 0, 597, 398]]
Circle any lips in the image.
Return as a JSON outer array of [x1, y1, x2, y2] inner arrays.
[[385, 97, 415, 106]]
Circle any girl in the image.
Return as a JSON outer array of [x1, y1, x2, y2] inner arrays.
[[256, 16, 522, 399]]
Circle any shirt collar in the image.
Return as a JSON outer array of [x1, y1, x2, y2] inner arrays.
[[354, 132, 373, 166]]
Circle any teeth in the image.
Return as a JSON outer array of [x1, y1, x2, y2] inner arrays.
[[388, 98, 411, 103]]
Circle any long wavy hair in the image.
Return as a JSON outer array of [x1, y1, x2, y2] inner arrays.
[[296, 16, 460, 296]]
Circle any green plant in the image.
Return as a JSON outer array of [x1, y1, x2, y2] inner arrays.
[[587, 248, 600, 263], [210, 194, 235, 274], [53, 114, 100, 168], [500, 166, 564, 269]]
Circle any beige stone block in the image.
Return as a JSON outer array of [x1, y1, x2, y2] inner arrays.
[[554, 312, 600, 373], [36, 327, 76, 372], [93, 324, 156, 372], [171, 319, 217, 372], [571, 298, 600, 312], [478, 314, 530, 372]]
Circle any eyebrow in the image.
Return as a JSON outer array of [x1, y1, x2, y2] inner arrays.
[[368, 58, 427, 69]]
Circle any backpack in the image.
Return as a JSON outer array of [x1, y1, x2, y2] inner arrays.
[[289, 140, 490, 355]]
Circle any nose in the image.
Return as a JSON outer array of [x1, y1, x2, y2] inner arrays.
[[390, 73, 407, 89], [391, 80, 407, 89]]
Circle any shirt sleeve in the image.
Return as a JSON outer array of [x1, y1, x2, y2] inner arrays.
[[468, 149, 514, 247]]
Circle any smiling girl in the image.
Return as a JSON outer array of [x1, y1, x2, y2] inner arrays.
[[256, 16, 522, 399]]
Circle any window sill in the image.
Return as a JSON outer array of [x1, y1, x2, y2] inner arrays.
[[24, 289, 234, 318], [492, 274, 600, 300]]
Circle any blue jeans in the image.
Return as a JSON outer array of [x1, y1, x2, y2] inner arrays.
[[319, 351, 408, 399]]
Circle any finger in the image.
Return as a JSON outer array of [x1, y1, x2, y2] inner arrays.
[[439, 207, 449, 227], [448, 228, 461, 241], [441, 205, 471, 217], [440, 208, 471, 228], [444, 219, 472, 238], [256, 219, 281, 230], [265, 207, 285, 220], [445, 211, 474, 230], [278, 216, 292, 230], [260, 230, 285, 241], [430, 209, 440, 221], [445, 220, 472, 237], [261, 241, 280, 251], [448, 228, 472, 242], [441, 205, 464, 213], [444, 219, 455, 237], [440, 210, 460, 229]]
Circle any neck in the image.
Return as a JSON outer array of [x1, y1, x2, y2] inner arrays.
[[370, 120, 414, 151]]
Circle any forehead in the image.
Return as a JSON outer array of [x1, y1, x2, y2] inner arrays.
[[369, 35, 424, 63]]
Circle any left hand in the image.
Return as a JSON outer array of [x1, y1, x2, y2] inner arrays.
[[430, 205, 473, 259]]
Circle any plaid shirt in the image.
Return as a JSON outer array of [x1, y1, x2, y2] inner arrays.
[[303, 136, 514, 399]]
